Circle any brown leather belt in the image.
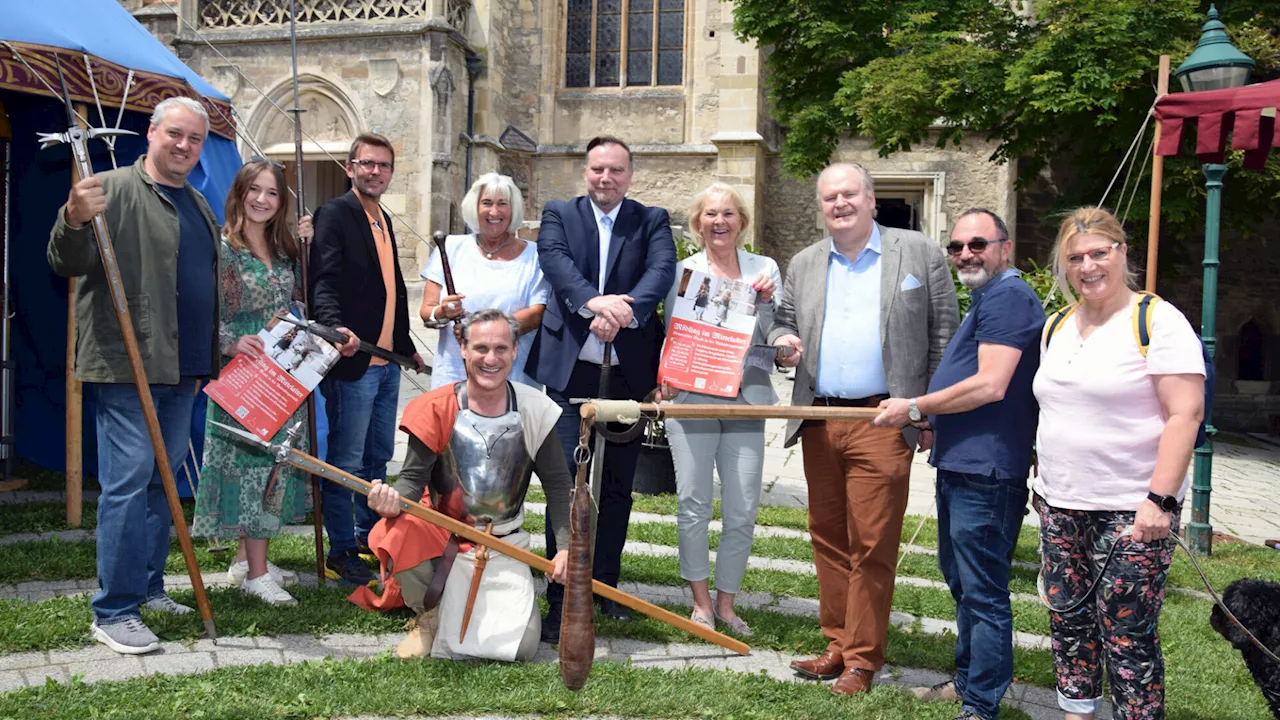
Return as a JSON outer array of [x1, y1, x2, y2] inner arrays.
[[813, 394, 888, 408]]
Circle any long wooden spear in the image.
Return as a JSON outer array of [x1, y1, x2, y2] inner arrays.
[[287, 0, 327, 586], [40, 57, 216, 640], [209, 419, 751, 660]]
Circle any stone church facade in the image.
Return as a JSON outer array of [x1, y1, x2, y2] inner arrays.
[[127, 0, 1279, 432], [127, 0, 1016, 274]]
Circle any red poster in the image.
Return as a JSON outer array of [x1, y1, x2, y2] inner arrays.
[[203, 314, 339, 439], [657, 269, 758, 398]]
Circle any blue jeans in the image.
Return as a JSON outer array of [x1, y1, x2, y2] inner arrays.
[[936, 468, 1030, 720], [319, 364, 399, 558], [91, 379, 199, 625]]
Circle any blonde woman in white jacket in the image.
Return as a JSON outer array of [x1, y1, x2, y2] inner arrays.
[[655, 182, 781, 636]]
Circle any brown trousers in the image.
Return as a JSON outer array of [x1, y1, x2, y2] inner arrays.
[[801, 418, 913, 672]]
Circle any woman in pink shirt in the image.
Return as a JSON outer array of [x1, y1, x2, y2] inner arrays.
[[1032, 207, 1205, 720]]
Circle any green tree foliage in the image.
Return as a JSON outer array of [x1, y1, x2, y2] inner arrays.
[[733, 1, 1280, 245]]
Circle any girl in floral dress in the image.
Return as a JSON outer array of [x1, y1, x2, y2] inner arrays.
[[192, 159, 314, 606]]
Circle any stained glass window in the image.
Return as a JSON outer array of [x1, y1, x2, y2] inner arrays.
[[563, 0, 683, 88]]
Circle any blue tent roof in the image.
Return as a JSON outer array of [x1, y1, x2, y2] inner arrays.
[[0, 0, 231, 102]]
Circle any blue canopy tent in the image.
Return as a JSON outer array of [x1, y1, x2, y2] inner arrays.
[[1, 0, 243, 493]]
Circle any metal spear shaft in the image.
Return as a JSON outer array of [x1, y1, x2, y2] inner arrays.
[[288, 0, 326, 585]]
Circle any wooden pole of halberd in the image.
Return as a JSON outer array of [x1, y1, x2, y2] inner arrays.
[[64, 105, 89, 527], [1146, 55, 1171, 293]]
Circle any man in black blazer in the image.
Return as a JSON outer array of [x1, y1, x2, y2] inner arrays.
[[526, 136, 676, 640], [310, 133, 423, 587]]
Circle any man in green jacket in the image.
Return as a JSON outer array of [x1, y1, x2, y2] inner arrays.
[[47, 96, 222, 656]]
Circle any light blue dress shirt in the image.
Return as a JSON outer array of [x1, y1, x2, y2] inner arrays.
[[814, 224, 889, 399]]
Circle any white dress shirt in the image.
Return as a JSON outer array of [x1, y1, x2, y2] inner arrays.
[[577, 201, 624, 364]]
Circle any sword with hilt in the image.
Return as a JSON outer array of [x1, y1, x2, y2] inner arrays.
[[208, 420, 750, 673], [40, 57, 218, 641]]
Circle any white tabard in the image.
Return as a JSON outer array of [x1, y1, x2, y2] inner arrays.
[[429, 522, 538, 662]]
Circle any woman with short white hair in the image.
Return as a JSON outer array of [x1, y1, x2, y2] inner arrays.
[[419, 172, 550, 387]]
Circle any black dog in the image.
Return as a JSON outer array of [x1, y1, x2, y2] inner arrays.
[[1210, 578, 1280, 718]]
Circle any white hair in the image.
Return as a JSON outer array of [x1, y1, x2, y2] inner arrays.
[[150, 97, 210, 135], [816, 162, 875, 200], [460, 172, 525, 234]]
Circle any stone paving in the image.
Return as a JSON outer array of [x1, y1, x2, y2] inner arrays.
[[0, 632, 1083, 719]]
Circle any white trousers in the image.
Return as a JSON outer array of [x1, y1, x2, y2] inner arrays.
[[665, 407, 765, 595]]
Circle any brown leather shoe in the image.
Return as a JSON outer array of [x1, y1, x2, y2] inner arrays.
[[830, 667, 876, 696], [789, 649, 844, 680]]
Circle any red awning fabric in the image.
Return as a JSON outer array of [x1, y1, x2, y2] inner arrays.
[[1154, 78, 1280, 169]]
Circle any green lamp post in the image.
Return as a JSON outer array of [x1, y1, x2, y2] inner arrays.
[[1174, 4, 1255, 556]]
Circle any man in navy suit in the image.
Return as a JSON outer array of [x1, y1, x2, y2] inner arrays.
[[526, 136, 676, 641]]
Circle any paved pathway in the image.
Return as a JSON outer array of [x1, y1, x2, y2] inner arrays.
[[0, 628, 1074, 720]]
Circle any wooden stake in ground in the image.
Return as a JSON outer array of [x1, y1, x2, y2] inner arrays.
[[40, 60, 216, 640], [1146, 55, 1171, 292]]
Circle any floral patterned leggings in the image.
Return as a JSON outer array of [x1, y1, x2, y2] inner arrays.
[[1034, 494, 1178, 719]]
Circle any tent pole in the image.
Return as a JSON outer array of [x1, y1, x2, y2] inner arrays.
[[1146, 55, 1170, 293], [0, 101, 20, 491]]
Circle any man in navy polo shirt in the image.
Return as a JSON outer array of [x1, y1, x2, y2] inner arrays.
[[872, 208, 1044, 720]]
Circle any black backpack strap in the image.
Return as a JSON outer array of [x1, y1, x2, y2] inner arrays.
[[1134, 292, 1160, 357], [1043, 304, 1077, 348]]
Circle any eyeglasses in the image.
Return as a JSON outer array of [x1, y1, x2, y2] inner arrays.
[[946, 237, 1007, 256], [248, 155, 285, 169], [1066, 242, 1120, 267], [350, 159, 393, 172]]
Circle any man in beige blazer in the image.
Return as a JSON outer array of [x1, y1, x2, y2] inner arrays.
[[770, 162, 958, 696]]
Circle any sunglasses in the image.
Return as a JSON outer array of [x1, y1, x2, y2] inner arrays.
[[946, 237, 1007, 256], [249, 155, 285, 169]]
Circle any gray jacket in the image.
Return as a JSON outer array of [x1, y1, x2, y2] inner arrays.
[[769, 224, 959, 447]]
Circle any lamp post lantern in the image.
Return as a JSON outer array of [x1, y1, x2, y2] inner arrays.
[[1174, 3, 1254, 556]]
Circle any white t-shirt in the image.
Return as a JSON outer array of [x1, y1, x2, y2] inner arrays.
[[1032, 295, 1206, 512], [422, 234, 551, 389]]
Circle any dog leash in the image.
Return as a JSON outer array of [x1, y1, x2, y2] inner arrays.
[[1037, 527, 1280, 665]]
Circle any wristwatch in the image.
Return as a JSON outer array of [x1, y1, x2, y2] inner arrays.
[[1147, 492, 1179, 513], [907, 398, 923, 423]]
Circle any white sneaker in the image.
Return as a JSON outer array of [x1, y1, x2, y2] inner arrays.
[[91, 618, 161, 655], [242, 573, 298, 606], [142, 593, 195, 616], [227, 560, 299, 588]]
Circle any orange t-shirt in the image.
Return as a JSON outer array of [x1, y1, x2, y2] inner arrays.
[[366, 209, 396, 366]]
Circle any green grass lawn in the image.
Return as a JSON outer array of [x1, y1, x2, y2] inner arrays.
[[0, 654, 1037, 720], [2, 484, 1274, 718]]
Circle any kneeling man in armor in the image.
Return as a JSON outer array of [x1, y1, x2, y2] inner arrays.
[[362, 309, 573, 661]]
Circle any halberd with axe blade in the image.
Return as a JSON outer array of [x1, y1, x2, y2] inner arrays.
[[40, 56, 218, 641], [209, 419, 750, 684]]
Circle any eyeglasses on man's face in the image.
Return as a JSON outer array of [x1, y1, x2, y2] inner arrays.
[[350, 158, 393, 172], [946, 237, 1007, 256], [1066, 241, 1120, 267]]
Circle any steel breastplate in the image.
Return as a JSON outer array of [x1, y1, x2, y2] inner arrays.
[[430, 384, 533, 526]]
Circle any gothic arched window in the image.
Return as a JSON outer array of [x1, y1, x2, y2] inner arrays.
[[565, 0, 685, 88]]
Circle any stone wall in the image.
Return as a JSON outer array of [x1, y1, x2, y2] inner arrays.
[[530, 152, 717, 231], [760, 135, 1018, 275]]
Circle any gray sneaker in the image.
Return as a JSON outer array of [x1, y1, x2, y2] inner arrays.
[[142, 593, 194, 615], [91, 618, 161, 655]]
